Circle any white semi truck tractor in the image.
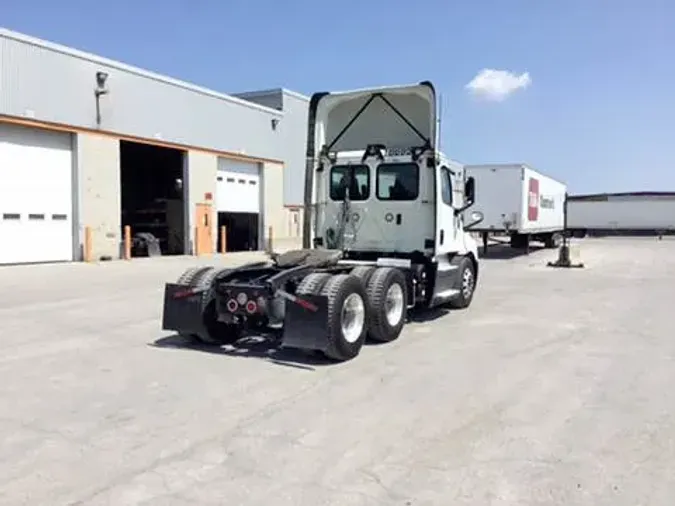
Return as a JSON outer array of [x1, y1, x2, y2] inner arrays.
[[161, 81, 484, 362]]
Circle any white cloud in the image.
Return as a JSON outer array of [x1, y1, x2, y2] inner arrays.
[[465, 68, 532, 102]]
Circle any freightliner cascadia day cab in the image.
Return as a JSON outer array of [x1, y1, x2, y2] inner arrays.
[[463, 163, 567, 254], [161, 81, 484, 362]]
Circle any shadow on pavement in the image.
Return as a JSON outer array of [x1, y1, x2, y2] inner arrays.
[[478, 244, 546, 260], [151, 333, 334, 371], [153, 305, 458, 362], [407, 306, 451, 324]]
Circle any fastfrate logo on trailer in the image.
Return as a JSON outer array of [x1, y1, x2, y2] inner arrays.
[[528, 177, 539, 221]]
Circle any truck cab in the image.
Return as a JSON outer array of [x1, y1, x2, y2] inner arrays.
[[304, 82, 483, 306]]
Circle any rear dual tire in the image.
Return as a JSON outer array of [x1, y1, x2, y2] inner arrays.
[[295, 267, 409, 361], [296, 273, 369, 362], [544, 232, 563, 249], [362, 267, 408, 343], [175, 266, 241, 346], [333, 266, 409, 344]]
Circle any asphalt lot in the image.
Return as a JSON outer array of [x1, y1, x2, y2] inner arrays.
[[1, 238, 674, 505]]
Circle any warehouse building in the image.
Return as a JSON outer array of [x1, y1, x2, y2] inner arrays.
[[0, 28, 308, 265], [233, 88, 309, 239]]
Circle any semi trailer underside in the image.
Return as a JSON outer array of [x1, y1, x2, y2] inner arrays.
[[162, 248, 477, 362]]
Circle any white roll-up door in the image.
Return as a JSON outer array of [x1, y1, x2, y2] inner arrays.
[[216, 158, 261, 214], [0, 123, 74, 264]]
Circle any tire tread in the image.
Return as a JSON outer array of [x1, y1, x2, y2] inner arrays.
[[447, 256, 476, 309], [366, 267, 407, 343], [320, 274, 367, 361], [296, 272, 332, 295], [177, 266, 212, 285]]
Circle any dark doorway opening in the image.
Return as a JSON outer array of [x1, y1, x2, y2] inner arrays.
[[120, 140, 186, 256], [218, 212, 259, 252]]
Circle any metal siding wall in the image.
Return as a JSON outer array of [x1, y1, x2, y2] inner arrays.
[[235, 90, 309, 207], [0, 35, 283, 161]]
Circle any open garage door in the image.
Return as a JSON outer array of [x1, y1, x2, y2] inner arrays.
[[216, 158, 261, 252], [0, 123, 74, 264], [217, 158, 261, 213]]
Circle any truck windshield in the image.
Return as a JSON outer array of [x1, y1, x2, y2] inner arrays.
[[329, 164, 370, 201], [376, 163, 419, 201]]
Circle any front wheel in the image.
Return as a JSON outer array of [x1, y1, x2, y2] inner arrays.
[[448, 257, 477, 309]]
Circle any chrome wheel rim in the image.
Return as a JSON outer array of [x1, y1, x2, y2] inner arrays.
[[385, 283, 405, 326], [341, 293, 365, 343], [462, 268, 474, 300]]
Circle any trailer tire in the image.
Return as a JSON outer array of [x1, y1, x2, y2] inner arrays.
[[447, 256, 476, 310], [194, 267, 242, 346], [365, 267, 407, 343], [544, 233, 563, 249], [320, 274, 369, 361], [510, 233, 528, 249], [295, 272, 332, 295]]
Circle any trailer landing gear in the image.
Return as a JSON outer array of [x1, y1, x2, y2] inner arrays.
[[547, 240, 584, 269]]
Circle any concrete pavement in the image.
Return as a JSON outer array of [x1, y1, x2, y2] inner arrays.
[[1, 238, 674, 505]]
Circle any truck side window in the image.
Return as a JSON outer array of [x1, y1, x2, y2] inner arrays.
[[330, 165, 370, 201], [376, 163, 419, 201], [441, 166, 453, 206]]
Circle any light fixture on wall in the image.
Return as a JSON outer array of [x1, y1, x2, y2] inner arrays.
[[94, 71, 110, 127], [271, 118, 279, 130]]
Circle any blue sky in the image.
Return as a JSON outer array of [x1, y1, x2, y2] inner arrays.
[[3, 0, 674, 193]]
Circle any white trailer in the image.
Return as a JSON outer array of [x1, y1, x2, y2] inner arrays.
[[463, 163, 567, 252], [567, 192, 675, 237]]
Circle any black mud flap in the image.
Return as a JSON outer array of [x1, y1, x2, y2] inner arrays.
[[281, 294, 330, 352], [162, 283, 206, 336]]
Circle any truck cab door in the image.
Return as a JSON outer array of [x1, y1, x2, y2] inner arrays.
[[432, 165, 461, 302], [435, 165, 456, 255]]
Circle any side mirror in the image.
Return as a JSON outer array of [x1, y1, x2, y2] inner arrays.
[[456, 176, 477, 214], [465, 176, 476, 205], [464, 210, 484, 230]]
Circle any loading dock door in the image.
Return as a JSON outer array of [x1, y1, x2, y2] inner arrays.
[[0, 123, 74, 264], [216, 158, 261, 213]]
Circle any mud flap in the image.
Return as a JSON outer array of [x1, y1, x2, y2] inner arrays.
[[281, 294, 330, 352], [162, 283, 206, 336]]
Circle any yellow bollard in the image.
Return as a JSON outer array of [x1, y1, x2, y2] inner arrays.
[[220, 226, 227, 254], [123, 225, 132, 260], [83, 226, 93, 262]]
